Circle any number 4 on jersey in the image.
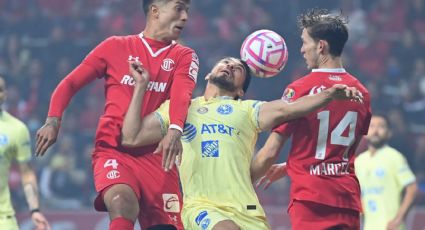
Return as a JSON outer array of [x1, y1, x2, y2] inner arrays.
[[104, 159, 119, 169], [315, 111, 358, 160]]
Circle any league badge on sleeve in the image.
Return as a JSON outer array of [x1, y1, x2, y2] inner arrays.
[[282, 88, 295, 102]]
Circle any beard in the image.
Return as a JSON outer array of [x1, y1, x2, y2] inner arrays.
[[368, 136, 387, 149], [209, 73, 236, 92]]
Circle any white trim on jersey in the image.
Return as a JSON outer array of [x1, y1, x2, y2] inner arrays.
[[169, 124, 183, 133], [139, 32, 176, 58], [312, 68, 346, 73]]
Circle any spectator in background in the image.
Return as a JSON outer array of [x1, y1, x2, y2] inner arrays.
[[0, 76, 50, 230], [40, 136, 87, 209], [355, 114, 418, 230]]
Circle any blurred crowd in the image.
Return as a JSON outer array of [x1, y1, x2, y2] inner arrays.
[[1, 0, 424, 211]]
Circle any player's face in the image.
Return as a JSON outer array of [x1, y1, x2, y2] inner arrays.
[[300, 28, 320, 69], [155, 0, 190, 41], [0, 78, 5, 106], [366, 116, 391, 148], [209, 58, 247, 94]]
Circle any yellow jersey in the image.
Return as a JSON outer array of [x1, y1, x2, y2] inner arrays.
[[155, 96, 266, 218], [355, 145, 416, 230], [0, 111, 32, 216]]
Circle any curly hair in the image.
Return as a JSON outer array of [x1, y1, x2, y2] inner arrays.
[[298, 8, 349, 57]]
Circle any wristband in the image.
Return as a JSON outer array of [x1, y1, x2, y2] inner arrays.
[[30, 208, 40, 214]]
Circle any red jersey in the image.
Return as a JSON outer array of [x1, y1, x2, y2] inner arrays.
[[48, 33, 199, 155], [274, 68, 371, 212]]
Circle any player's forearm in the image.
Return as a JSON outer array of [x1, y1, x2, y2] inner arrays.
[[284, 90, 333, 121], [251, 149, 279, 183], [122, 84, 148, 147], [395, 182, 418, 220], [251, 133, 286, 182], [21, 168, 40, 211], [169, 77, 195, 131]]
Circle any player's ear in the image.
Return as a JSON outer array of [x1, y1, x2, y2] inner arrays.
[[318, 40, 328, 55], [205, 73, 211, 80], [387, 129, 393, 139], [150, 4, 160, 19], [236, 89, 244, 99]]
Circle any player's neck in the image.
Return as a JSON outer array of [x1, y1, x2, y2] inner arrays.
[[368, 143, 386, 156], [204, 84, 235, 100], [143, 27, 173, 44], [318, 55, 343, 69]]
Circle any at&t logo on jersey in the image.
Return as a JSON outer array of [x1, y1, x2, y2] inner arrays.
[[201, 140, 219, 157], [162, 193, 180, 213], [201, 124, 235, 136], [161, 58, 175, 71]]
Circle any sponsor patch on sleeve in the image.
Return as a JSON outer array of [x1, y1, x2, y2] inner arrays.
[[189, 53, 199, 82]]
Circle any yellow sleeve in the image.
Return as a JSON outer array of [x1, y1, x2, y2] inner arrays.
[[154, 100, 171, 136], [393, 152, 416, 187], [245, 100, 264, 132], [15, 123, 32, 162]]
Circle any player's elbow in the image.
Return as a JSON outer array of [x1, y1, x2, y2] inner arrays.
[[121, 135, 138, 148], [407, 182, 419, 197]]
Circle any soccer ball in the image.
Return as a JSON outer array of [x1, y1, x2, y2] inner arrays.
[[240, 29, 288, 78]]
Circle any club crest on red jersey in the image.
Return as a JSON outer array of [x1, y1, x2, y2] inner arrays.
[[161, 58, 175, 72]]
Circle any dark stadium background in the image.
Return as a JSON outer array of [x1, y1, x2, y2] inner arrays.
[[1, 0, 424, 229]]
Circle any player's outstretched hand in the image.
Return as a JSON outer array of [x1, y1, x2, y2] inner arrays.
[[387, 217, 402, 230], [328, 84, 363, 103], [129, 60, 150, 86], [256, 162, 287, 190], [154, 129, 183, 171], [35, 117, 60, 157], [31, 211, 51, 230]]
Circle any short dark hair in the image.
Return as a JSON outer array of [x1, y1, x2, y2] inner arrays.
[[142, 0, 190, 15], [372, 112, 391, 129], [240, 60, 252, 93], [298, 8, 348, 57]]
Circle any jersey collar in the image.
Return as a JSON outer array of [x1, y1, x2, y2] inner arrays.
[[139, 32, 176, 58], [311, 68, 346, 73]]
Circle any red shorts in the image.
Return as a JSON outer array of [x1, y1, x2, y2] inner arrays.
[[92, 149, 183, 229], [288, 200, 360, 230]]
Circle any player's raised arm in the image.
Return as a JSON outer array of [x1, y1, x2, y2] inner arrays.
[[258, 84, 362, 131], [158, 50, 199, 171], [121, 61, 164, 148]]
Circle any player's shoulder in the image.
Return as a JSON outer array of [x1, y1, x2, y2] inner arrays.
[[355, 151, 370, 163], [3, 112, 28, 132], [381, 145, 405, 160], [172, 43, 197, 57], [102, 35, 137, 45], [239, 99, 263, 108]]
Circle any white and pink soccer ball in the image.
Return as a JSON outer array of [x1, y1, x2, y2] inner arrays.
[[240, 29, 288, 78]]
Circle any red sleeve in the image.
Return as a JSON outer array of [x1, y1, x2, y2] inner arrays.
[[47, 37, 114, 117], [168, 50, 199, 130], [47, 64, 99, 117]]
